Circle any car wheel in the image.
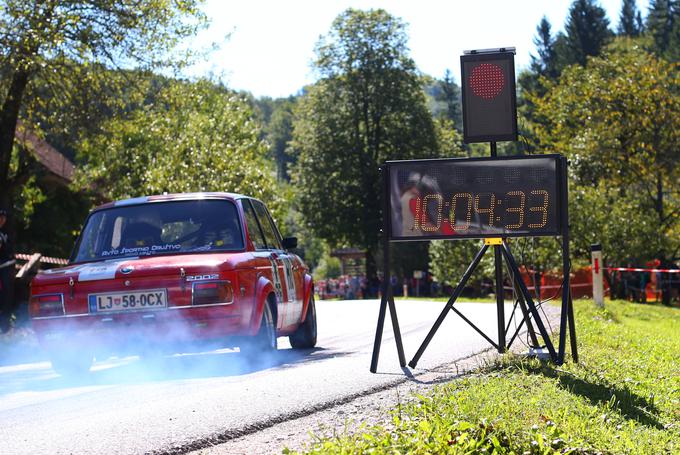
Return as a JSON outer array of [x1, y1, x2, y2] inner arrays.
[[240, 301, 277, 356], [49, 351, 93, 377], [289, 296, 317, 349]]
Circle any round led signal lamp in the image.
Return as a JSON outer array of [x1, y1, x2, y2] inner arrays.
[[469, 63, 505, 100]]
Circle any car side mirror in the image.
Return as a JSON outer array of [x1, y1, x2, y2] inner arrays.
[[282, 237, 298, 250]]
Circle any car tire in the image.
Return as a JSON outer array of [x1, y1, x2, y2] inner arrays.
[[240, 301, 277, 356], [289, 296, 317, 349], [49, 351, 93, 377]]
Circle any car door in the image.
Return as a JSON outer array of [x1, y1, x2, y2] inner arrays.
[[247, 199, 300, 330]]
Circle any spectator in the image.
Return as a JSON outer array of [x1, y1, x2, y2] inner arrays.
[[0, 208, 15, 333], [360, 274, 368, 299]]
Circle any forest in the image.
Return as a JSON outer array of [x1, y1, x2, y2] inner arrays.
[[0, 0, 678, 299]]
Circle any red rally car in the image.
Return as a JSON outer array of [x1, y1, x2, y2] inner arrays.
[[29, 193, 317, 375]]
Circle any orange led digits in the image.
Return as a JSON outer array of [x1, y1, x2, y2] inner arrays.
[[528, 190, 549, 228], [474, 193, 496, 227], [504, 191, 525, 229], [421, 194, 444, 232], [412, 197, 422, 231], [451, 193, 473, 231]]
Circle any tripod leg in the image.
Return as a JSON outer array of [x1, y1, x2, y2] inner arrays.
[[409, 244, 489, 368], [568, 292, 579, 362], [503, 242, 540, 347], [500, 244, 558, 362], [494, 245, 506, 352], [370, 291, 389, 373], [517, 297, 540, 347], [387, 293, 406, 367]]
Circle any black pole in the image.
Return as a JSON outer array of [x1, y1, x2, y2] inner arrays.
[[370, 279, 389, 373], [557, 156, 577, 364], [568, 293, 579, 362], [494, 245, 506, 352], [489, 141, 504, 352], [504, 299, 519, 337], [451, 305, 500, 350], [409, 244, 489, 368], [557, 233, 570, 364], [389, 281, 407, 367]]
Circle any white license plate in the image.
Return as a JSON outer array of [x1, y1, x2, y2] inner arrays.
[[89, 289, 167, 313]]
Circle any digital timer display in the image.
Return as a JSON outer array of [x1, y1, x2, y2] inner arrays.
[[387, 155, 565, 241]]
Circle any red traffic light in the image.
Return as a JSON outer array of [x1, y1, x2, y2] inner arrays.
[[469, 63, 505, 100], [461, 50, 517, 143]]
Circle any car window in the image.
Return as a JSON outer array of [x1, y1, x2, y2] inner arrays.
[[72, 200, 244, 262], [242, 199, 267, 250], [251, 200, 282, 250]]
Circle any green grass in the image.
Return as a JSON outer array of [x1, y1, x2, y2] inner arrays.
[[292, 300, 679, 454]]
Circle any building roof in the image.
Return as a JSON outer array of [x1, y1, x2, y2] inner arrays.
[[15, 122, 75, 183]]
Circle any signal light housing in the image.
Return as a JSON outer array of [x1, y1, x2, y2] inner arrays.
[[192, 281, 234, 306], [29, 294, 65, 318], [461, 50, 518, 143]]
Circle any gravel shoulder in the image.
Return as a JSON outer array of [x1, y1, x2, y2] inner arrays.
[[188, 348, 525, 454]]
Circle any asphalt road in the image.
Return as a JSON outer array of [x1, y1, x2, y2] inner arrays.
[[0, 299, 553, 454]]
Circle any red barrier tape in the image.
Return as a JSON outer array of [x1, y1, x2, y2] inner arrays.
[[503, 283, 591, 292], [606, 267, 680, 274], [15, 253, 68, 265]]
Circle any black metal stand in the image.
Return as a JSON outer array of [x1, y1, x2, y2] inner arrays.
[[370, 167, 406, 373], [408, 239, 561, 367]]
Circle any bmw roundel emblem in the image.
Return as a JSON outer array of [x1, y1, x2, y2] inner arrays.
[[121, 266, 134, 274]]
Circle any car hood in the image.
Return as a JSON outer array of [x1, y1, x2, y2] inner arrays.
[[33, 253, 246, 286]]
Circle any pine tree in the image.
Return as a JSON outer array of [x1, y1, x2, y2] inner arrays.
[[530, 17, 559, 79], [563, 0, 613, 66], [646, 0, 680, 61], [438, 70, 462, 129], [618, 0, 644, 36]]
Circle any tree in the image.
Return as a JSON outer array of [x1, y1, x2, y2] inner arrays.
[[563, 0, 613, 66], [531, 17, 559, 79], [0, 0, 207, 215], [519, 17, 560, 114], [533, 41, 679, 263], [77, 79, 284, 220], [437, 70, 462, 128], [266, 97, 297, 181], [291, 9, 439, 277], [646, 0, 680, 61], [618, 0, 644, 37]]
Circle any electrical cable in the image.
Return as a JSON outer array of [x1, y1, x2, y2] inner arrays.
[[503, 239, 531, 349]]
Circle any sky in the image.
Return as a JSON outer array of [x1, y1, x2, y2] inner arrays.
[[188, 0, 649, 98]]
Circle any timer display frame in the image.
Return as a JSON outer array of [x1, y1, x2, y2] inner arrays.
[[387, 154, 566, 241]]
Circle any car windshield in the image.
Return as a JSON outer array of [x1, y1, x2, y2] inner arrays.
[[72, 199, 244, 263]]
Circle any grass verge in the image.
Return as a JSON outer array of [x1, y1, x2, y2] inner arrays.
[[291, 300, 679, 454]]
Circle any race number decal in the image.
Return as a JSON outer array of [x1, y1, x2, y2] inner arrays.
[[268, 256, 284, 303], [280, 256, 296, 303]]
